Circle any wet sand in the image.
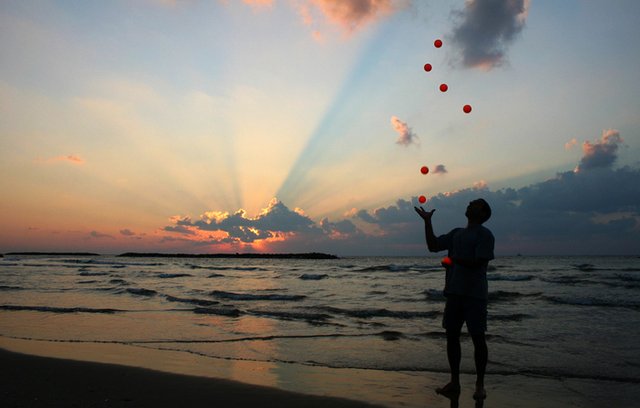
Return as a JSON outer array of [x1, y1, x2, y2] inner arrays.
[[0, 348, 380, 408], [1, 336, 637, 408]]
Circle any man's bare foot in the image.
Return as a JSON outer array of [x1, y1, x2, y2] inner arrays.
[[473, 385, 486, 400], [436, 382, 461, 397]]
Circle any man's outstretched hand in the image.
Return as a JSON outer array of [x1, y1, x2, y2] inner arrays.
[[414, 206, 435, 222]]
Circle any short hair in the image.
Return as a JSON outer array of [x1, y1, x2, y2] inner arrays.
[[477, 199, 492, 224]]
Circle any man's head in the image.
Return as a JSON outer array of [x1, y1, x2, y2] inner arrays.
[[465, 199, 492, 224]]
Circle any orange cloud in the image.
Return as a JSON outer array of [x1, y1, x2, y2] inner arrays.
[[161, 198, 363, 252], [243, 0, 274, 8], [565, 138, 578, 150], [296, 0, 404, 37], [473, 180, 488, 190], [38, 155, 85, 165]]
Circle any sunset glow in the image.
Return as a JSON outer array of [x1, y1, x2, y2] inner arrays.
[[1, 1, 639, 255]]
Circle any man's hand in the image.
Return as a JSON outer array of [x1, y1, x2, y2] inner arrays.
[[415, 206, 438, 251], [414, 206, 435, 222]]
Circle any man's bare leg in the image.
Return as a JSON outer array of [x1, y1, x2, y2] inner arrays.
[[437, 330, 461, 396], [471, 332, 487, 400]]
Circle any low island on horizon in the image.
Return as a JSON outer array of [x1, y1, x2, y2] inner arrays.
[[3, 252, 339, 259]]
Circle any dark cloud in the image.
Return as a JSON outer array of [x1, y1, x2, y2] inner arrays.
[[119, 229, 136, 236], [354, 165, 640, 255], [321, 218, 358, 235], [433, 164, 447, 174], [224, 226, 273, 243], [165, 199, 323, 244], [89, 230, 114, 239], [163, 225, 196, 235], [253, 200, 315, 232], [576, 129, 624, 172], [355, 209, 376, 224], [451, 0, 529, 70], [358, 199, 415, 225]]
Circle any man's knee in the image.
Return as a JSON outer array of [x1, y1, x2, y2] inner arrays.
[[446, 329, 461, 340], [471, 333, 487, 349]]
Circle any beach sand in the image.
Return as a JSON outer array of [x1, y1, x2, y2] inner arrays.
[[1, 336, 637, 407], [0, 348, 380, 408]]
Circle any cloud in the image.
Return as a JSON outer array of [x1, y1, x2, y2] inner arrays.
[[391, 116, 419, 146], [296, 0, 405, 36], [165, 198, 324, 244], [321, 217, 358, 237], [473, 180, 488, 190], [451, 0, 530, 70], [244, 0, 273, 5], [88, 230, 114, 239], [357, 198, 415, 225], [352, 163, 640, 255], [38, 155, 85, 165], [158, 128, 638, 255], [575, 129, 624, 172], [432, 164, 447, 174], [565, 138, 578, 150], [163, 225, 196, 235], [119, 229, 136, 236], [243, 0, 274, 9]]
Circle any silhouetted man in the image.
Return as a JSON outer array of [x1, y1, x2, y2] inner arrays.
[[415, 199, 494, 401]]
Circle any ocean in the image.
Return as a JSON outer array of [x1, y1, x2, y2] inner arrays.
[[1, 254, 639, 406]]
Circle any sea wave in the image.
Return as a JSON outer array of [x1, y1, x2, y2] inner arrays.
[[318, 306, 440, 319], [62, 259, 165, 267], [109, 279, 129, 285], [489, 291, 542, 302], [539, 276, 592, 285], [299, 274, 328, 280], [188, 264, 268, 272], [0, 285, 23, 291], [165, 295, 219, 307], [248, 309, 332, 322], [423, 289, 446, 301], [543, 295, 640, 310], [487, 273, 534, 281], [0, 305, 123, 313], [209, 290, 306, 301], [354, 264, 410, 272], [489, 313, 533, 322], [192, 306, 241, 317], [78, 271, 109, 276], [124, 288, 158, 297], [158, 273, 192, 279]]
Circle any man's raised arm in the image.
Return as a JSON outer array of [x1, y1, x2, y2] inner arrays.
[[414, 206, 439, 252]]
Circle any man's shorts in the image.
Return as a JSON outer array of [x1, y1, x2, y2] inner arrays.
[[442, 294, 487, 335]]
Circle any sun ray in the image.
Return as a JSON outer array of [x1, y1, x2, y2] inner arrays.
[[274, 23, 395, 209]]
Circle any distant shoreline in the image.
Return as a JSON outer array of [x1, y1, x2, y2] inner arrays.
[[118, 252, 339, 259], [4, 252, 100, 256], [3, 252, 339, 259]]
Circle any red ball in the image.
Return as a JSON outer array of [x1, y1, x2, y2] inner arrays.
[[463, 104, 472, 113], [423, 63, 432, 72], [420, 166, 429, 174], [441, 256, 453, 267], [439, 83, 448, 92], [418, 195, 427, 204], [434, 39, 443, 48]]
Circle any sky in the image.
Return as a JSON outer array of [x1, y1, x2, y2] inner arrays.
[[1, 0, 639, 256]]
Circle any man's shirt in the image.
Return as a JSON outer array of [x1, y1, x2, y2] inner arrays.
[[436, 225, 495, 300]]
